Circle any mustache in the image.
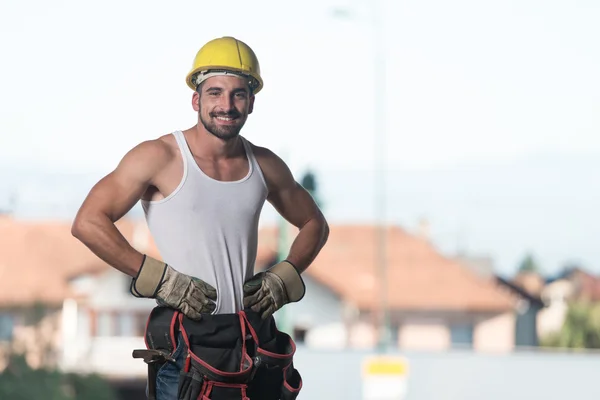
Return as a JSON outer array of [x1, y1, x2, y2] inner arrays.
[[210, 110, 241, 119]]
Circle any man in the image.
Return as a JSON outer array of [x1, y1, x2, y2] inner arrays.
[[71, 36, 329, 399]]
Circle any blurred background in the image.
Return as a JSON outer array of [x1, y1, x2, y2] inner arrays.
[[1, 0, 600, 399]]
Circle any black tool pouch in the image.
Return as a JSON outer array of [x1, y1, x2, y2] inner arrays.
[[177, 311, 256, 400], [245, 327, 303, 400], [134, 307, 303, 400], [177, 367, 204, 400], [132, 306, 181, 400], [281, 362, 303, 400]]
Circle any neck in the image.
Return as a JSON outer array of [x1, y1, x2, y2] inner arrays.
[[184, 124, 242, 160]]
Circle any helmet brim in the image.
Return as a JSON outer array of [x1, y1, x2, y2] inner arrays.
[[186, 66, 263, 94]]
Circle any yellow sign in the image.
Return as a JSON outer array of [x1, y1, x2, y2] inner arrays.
[[362, 356, 409, 400], [362, 355, 409, 376]]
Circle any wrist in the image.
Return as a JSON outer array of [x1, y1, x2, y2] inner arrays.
[[269, 260, 306, 303], [130, 255, 168, 298]]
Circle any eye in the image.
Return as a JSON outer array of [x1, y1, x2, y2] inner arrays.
[[236, 92, 248, 99]]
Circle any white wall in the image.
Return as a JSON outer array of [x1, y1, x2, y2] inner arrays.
[[276, 274, 344, 331], [292, 347, 600, 400], [474, 312, 515, 353], [60, 269, 158, 376], [399, 320, 450, 351]]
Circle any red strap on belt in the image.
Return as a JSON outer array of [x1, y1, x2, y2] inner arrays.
[[178, 312, 254, 381]]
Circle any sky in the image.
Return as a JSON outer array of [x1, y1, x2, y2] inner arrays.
[[1, 0, 599, 276]]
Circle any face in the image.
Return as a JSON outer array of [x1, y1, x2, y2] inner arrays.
[[193, 75, 254, 141]]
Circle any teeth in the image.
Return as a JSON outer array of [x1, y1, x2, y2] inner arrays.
[[216, 116, 234, 121]]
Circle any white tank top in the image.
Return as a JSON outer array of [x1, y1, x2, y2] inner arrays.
[[141, 130, 269, 314]]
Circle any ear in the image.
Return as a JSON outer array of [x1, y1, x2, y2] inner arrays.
[[192, 91, 200, 112], [248, 95, 255, 115]]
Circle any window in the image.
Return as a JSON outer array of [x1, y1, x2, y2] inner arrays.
[[0, 313, 13, 341], [135, 313, 148, 336], [91, 310, 148, 337], [292, 326, 308, 344], [450, 323, 473, 348], [117, 313, 136, 337], [97, 312, 113, 337]]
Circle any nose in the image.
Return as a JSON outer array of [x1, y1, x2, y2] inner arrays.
[[219, 93, 235, 112]]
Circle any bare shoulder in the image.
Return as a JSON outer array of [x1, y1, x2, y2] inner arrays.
[[126, 134, 175, 164], [248, 142, 284, 168], [116, 134, 177, 178], [248, 142, 295, 191], [73, 133, 179, 222], [247, 140, 324, 233]]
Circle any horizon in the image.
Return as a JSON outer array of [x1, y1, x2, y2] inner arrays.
[[2, 0, 599, 280], [1, 150, 597, 279]]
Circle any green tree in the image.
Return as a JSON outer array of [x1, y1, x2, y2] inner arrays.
[[0, 354, 70, 400], [0, 353, 117, 400], [518, 253, 540, 274], [300, 169, 324, 209], [541, 301, 600, 349], [65, 371, 118, 400], [0, 302, 118, 399]]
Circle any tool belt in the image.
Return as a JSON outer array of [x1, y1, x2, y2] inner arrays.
[[133, 306, 302, 400]]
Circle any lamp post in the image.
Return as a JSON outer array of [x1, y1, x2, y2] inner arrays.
[[277, 149, 292, 335], [331, 0, 390, 351]]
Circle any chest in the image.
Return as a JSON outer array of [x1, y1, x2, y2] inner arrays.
[[152, 154, 251, 201], [192, 155, 250, 182], [173, 155, 267, 214]]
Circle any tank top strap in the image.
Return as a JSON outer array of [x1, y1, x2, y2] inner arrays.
[[172, 130, 193, 164], [240, 136, 268, 190]]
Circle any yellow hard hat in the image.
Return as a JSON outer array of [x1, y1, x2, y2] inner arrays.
[[186, 36, 263, 94]]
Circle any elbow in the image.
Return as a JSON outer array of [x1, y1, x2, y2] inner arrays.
[[71, 213, 96, 242], [320, 216, 330, 244], [70, 216, 86, 240]]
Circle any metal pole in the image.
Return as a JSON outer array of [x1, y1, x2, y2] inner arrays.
[[371, 0, 389, 352], [329, 0, 389, 351], [277, 212, 290, 333], [277, 150, 291, 335]]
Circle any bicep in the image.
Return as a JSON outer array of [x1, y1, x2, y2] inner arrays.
[[76, 142, 162, 222], [79, 170, 147, 222], [268, 181, 322, 229], [259, 149, 322, 228]]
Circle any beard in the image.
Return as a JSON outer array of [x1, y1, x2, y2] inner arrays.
[[199, 109, 245, 141]]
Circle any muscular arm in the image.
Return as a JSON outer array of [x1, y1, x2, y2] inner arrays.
[[255, 147, 329, 273], [71, 140, 170, 277]]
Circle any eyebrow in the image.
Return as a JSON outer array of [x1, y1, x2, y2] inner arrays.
[[204, 87, 248, 93]]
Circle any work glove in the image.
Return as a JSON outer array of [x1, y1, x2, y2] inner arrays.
[[130, 255, 217, 320], [243, 260, 306, 320]]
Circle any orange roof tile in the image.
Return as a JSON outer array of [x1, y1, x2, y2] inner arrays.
[[257, 224, 517, 312], [0, 215, 158, 307], [567, 268, 600, 301], [0, 216, 516, 313]]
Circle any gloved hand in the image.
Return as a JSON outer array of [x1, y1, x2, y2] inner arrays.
[[130, 255, 217, 320], [243, 260, 306, 320]]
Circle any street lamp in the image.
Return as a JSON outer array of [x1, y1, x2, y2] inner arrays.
[[330, 0, 390, 351]]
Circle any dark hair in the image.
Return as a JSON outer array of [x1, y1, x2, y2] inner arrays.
[[194, 71, 257, 95]]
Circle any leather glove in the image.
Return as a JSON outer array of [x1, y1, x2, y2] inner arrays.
[[130, 255, 217, 320], [243, 260, 306, 320]]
